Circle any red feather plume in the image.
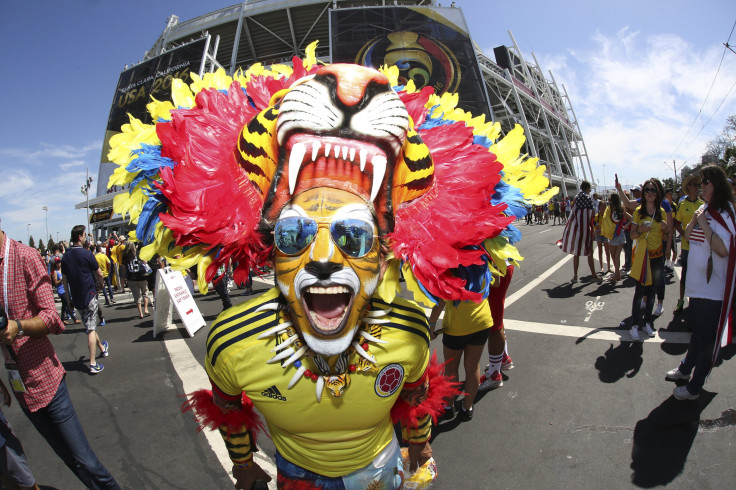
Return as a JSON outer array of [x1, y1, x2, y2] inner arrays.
[[181, 389, 265, 442], [391, 352, 462, 428], [390, 122, 514, 301]]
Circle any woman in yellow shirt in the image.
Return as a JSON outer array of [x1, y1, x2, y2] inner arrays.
[[626, 179, 668, 341]]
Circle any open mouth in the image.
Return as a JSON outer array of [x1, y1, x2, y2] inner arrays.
[[285, 134, 390, 202], [302, 284, 354, 336]]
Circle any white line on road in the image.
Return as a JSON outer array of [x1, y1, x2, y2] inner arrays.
[[164, 336, 278, 487], [538, 228, 553, 234], [504, 319, 691, 344], [505, 254, 572, 307]]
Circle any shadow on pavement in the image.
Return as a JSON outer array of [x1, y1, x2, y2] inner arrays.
[[542, 284, 584, 299], [630, 391, 715, 487], [594, 342, 643, 382]]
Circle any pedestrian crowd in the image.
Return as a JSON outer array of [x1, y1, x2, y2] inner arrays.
[[558, 165, 736, 402]]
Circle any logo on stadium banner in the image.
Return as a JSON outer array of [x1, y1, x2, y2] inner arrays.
[[374, 363, 405, 397], [356, 31, 461, 95]]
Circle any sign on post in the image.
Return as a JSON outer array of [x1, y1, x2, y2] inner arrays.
[[153, 268, 206, 337]]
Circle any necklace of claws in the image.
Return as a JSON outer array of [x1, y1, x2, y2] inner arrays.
[[256, 302, 391, 401]]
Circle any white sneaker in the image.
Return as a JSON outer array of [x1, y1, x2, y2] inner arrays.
[[643, 323, 655, 337], [673, 385, 699, 400], [653, 303, 664, 317], [479, 370, 503, 391], [630, 326, 641, 342], [665, 367, 690, 381]]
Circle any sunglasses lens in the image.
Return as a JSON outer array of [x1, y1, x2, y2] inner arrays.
[[330, 219, 375, 258], [643, 187, 656, 193], [702, 178, 710, 185], [274, 217, 318, 255]]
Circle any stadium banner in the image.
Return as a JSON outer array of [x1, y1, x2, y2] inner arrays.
[[330, 6, 490, 118], [97, 37, 209, 197]]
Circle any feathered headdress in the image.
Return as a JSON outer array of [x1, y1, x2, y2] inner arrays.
[[108, 41, 556, 305]]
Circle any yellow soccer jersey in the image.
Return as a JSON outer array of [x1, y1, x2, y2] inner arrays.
[[443, 299, 493, 336], [205, 287, 431, 477], [633, 206, 666, 251], [675, 198, 704, 250]]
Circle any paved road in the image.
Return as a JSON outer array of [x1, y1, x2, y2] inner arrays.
[[4, 222, 735, 489]]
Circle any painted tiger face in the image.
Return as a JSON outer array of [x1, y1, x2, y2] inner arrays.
[[274, 187, 382, 357]]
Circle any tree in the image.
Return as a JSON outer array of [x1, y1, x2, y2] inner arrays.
[[38, 239, 46, 255], [47, 236, 56, 253], [28, 235, 35, 249], [703, 114, 736, 165]]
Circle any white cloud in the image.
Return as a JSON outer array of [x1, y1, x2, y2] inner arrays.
[[0, 141, 101, 243], [537, 28, 736, 186]]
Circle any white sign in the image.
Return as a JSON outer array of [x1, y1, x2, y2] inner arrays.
[[153, 268, 206, 337]]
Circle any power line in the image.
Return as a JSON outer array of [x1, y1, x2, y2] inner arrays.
[[669, 20, 736, 160]]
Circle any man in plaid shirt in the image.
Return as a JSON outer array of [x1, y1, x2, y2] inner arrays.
[[0, 219, 120, 489]]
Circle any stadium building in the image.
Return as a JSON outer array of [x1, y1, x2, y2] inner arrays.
[[83, 0, 594, 238]]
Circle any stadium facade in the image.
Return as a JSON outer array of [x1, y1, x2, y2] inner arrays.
[[83, 0, 594, 237]]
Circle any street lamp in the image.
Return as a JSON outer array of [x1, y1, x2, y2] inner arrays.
[[81, 169, 94, 239], [602, 163, 606, 198], [42, 206, 49, 244], [27, 223, 31, 244]]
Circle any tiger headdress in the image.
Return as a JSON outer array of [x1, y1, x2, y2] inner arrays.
[[108, 41, 556, 307]]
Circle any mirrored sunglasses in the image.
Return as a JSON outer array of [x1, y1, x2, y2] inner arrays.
[[274, 216, 376, 258]]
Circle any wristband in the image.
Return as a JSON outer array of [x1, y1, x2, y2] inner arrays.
[[234, 460, 253, 469]]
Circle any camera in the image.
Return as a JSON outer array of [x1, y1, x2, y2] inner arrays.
[[0, 304, 7, 331]]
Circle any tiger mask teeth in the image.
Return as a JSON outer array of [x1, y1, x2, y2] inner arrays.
[[286, 135, 389, 202]]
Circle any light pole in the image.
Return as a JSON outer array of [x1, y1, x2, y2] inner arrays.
[[602, 163, 606, 198], [81, 169, 93, 239], [27, 223, 31, 244], [42, 206, 49, 245]]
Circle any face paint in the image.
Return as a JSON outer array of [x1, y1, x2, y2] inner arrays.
[[275, 187, 382, 357]]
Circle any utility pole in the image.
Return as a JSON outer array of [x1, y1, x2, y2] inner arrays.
[[673, 159, 678, 187]]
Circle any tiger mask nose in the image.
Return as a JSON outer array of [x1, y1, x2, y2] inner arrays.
[[316, 64, 391, 107]]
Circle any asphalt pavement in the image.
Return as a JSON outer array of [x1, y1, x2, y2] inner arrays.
[[3, 221, 735, 489]]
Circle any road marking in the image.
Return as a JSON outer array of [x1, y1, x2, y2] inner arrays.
[[504, 319, 691, 344], [584, 296, 605, 322], [164, 336, 278, 487], [505, 254, 572, 307], [538, 228, 552, 234]]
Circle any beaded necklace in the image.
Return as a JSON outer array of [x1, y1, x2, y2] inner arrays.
[[256, 302, 391, 401]]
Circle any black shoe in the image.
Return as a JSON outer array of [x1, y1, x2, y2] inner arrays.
[[459, 406, 473, 421], [440, 404, 456, 421]]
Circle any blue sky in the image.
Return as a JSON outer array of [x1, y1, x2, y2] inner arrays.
[[1, 0, 735, 243]]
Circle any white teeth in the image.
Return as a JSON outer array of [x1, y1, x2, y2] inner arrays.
[[342, 146, 348, 160], [349, 148, 355, 161], [306, 285, 350, 294], [359, 149, 367, 171], [312, 142, 320, 161], [288, 142, 307, 195], [370, 155, 387, 202], [334, 145, 341, 158], [324, 143, 332, 158]]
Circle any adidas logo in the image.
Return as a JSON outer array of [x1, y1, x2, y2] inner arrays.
[[261, 385, 287, 401]]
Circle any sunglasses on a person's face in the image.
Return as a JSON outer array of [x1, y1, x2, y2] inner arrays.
[[701, 178, 711, 185], [274, 216, 376, 258], [643, 187, 657, 194]]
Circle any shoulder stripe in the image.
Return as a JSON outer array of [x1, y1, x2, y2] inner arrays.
[[206, 295, 280, 349], [372, 298, 426, 319], [384, 320, 430, 347], [207, 309, 276, 354], [209, 315, 279, 366]]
